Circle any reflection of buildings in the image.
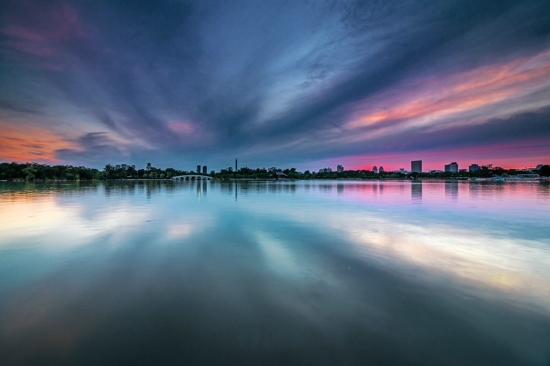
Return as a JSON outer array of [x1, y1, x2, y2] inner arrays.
[[468, 182, 481, 198], [445, 162, 458, 173], [411, 181, 422, 202], [445, 181, 459, 199], [411, 160, 422, 173], [196, 179, 208, 198]]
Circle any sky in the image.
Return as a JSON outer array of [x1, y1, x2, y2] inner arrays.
[[0, 0, 549, 172]]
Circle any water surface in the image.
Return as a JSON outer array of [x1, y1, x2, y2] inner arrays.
[[1, 180, 549, 365]]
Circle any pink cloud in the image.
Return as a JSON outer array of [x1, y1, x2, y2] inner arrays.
[[1, 4, 90, 68], [3, 5, 86, 43], [167, 121, 195, 135], [345, 50, 550, 132], [0, 120, 78, 164]]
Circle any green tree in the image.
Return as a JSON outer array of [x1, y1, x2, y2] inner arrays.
[[538, 165, 550, 177], [22, 165, 36, 181]]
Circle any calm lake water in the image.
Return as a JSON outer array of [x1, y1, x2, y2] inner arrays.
[[1, 180, 549, 365]]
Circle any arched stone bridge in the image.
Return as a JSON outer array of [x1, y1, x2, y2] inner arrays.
[[171, 174, 212, 181]]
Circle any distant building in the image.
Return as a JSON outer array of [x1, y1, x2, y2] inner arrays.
[[271, 171, 287, 180], [235, 158, 238, 171], [337, 165, 344, 173], [445, 162, 458, 173], [197, 164, 201, 174], [411, 160, 422, 173], [202, 165, 207, 175], [379, 166, 384, 173], [113, 164, 133, 170], [372, 166, 378, 174], [146, 163, 152, 171], [469, 164, 480, 172], [318, 167, 332, 173]]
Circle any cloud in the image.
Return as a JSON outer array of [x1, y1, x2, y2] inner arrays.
[[0, 100, 43, 116], [345, 51, 550, 130], [0, 120, 76, 163], [55, 132, 128, 166], [0, 0, 549, 169], [0, 1, 94, 70]]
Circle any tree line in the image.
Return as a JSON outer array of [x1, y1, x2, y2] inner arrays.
[[1, 162, 548, 181], [0, 162, 192, 181]]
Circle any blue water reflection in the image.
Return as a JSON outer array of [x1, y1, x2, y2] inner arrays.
[[0, 180, 549, 365]]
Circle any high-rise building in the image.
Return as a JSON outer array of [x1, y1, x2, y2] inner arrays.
[[372, 166, 378, 174], [337, 165, 344, 172], [202, 165, 207, 174], [445, 162, 458, 173], [197, 164, 201, 174], [469, 164, 480, 172], [146, 163, 152, 171], [235, 158, 238, 171], [379, 166, 384, 173], [411, 160, 422, 173]]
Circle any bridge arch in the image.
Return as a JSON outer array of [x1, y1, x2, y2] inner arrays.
[[171, 174, 212, 181]]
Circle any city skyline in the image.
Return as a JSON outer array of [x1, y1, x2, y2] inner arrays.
[[1, 1, 549, 171], [87, 158, 549, 174]]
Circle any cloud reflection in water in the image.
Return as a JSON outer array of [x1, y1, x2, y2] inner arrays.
[[0, 180, 549, 365]]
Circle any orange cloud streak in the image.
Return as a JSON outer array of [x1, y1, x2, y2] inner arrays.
[[0, 121, 77, 163], [348, 50, 550, 128]]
